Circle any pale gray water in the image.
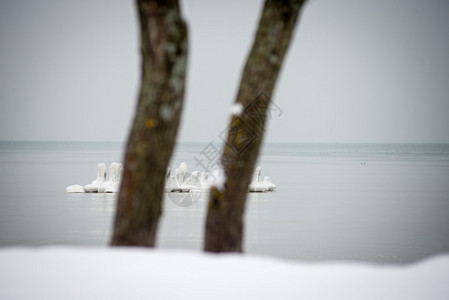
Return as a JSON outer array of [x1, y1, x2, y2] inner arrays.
[[1, 141, 448, 264]]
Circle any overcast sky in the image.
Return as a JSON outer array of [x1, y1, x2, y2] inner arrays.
[[1, 0, 448, 143]]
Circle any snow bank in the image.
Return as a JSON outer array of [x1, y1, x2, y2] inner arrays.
[[1, 247, 448, 299]]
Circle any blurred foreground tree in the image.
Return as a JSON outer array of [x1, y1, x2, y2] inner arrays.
[[204, 0, 307, 252], [111, 0, 188, 246]]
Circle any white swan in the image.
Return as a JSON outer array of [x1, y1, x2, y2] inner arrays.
[[249, 166, 267, 192], [165, 167, 182, 192], [249, 166, 276, 192], [165, 163, 189, 192], [165, 167, 176, 192], [263, 176, 276, 191], [200, 172, 211, 191], [181, 171, 202, 192], [175, 162, 187, 187], [101, 162, 117, 193], [84, 163, 107, 193], [104, 162, 123, 193]]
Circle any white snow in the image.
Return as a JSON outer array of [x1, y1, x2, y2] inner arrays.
[[0, 247, 448, 300], [83, 163, 107, 193], [210, 167, 226, 192], [65, 184, 84, 193], [159, 104, 174, 121], [230, 102, 244, 116]]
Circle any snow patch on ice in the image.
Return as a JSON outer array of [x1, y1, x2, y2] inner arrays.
[[230, 102, 244, 116], [65, 184, 84, 193], [210, 167, 226, 192]]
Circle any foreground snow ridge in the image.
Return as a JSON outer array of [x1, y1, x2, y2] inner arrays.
[[66, 162, 276, 193], [0, 248, 448, 300]]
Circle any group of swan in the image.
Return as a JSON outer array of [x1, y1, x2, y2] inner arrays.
[[66, 162, 275, 193], [66, 162, 123, 193], [165, 162, 204, 192], [165, 163, 276, 192]]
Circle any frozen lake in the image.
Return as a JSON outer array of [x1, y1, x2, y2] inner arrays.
[[1, 141, 448, 264]]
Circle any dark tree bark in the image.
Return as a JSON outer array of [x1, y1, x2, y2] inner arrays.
[[204, 0, 306, 253], [111, 0, 188, 246]]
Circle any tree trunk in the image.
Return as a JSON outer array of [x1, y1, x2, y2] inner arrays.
[[111, 0, 188, 246], [204, 0, 306, 253]]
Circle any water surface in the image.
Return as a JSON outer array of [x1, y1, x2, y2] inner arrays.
[[1, 141, 448, 264]]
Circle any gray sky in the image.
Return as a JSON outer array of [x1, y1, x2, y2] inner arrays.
[[1, 0, 448, 143]]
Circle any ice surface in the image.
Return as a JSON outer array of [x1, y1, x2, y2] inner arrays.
[[0, 247, 448, 300]]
